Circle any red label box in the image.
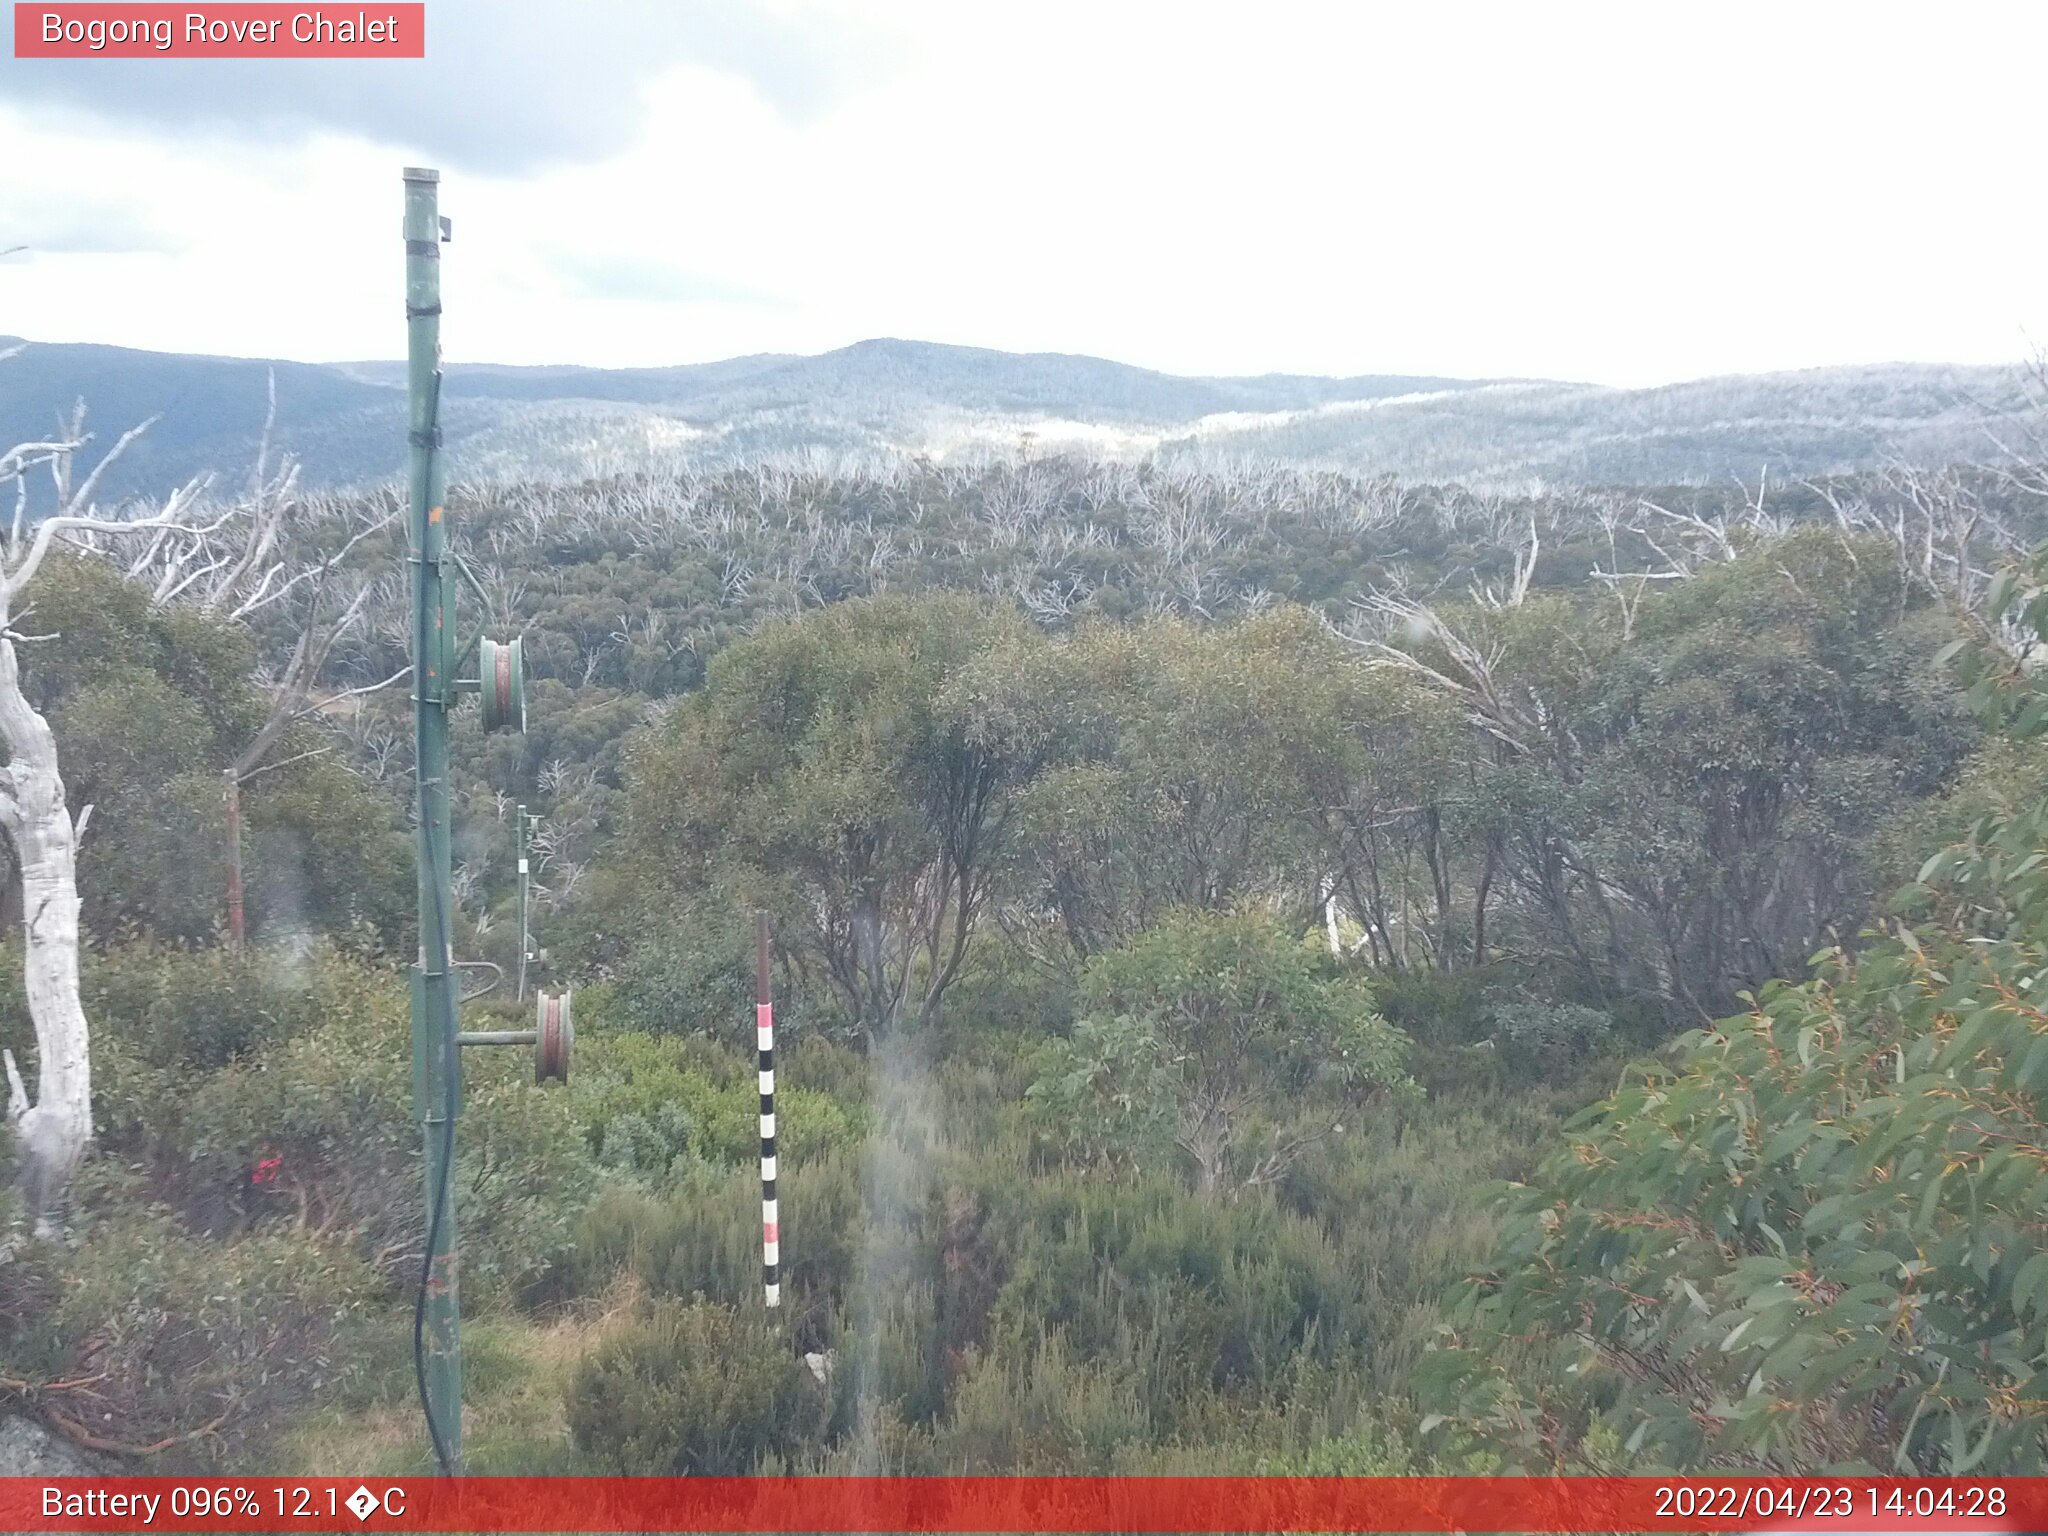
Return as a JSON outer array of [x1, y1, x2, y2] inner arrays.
[[14, 3, 425, 57]]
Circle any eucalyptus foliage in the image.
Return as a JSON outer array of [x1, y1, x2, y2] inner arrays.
[[1029, 910, 1417, 1193], [1421, 548, 2048, 1473]]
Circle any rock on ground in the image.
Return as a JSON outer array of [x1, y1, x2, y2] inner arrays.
[[0, 1414, 103, 1475]]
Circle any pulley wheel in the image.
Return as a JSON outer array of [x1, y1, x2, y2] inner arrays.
[[535, 990, 572, 1084], [479, 636, 526, 734]]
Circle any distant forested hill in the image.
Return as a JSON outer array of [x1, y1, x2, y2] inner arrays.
[[0, 333, 2025, 503]]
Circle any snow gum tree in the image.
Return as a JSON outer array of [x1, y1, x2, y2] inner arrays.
[[0, 386, 211, 1230]]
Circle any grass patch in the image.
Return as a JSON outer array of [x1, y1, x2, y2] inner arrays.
[[276, 1278, 644, 1476]]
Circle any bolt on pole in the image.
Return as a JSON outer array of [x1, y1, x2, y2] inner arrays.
[[404, 163, 463, 1474]]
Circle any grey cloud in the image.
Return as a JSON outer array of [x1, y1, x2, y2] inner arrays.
[[0, 1, 889, 174]]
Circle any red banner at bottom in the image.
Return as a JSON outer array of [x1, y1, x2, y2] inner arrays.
[[5, 1476, 2045, 1533]]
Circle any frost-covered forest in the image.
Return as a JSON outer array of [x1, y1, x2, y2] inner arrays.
[[3, 392, 2047, 1476], [0, 335, 2028, 501]]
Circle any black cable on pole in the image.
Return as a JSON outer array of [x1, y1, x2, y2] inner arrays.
[[411, 365, 459, 1477], [413, 812, 459, 1475]]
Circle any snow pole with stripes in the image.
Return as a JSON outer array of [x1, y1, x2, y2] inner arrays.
[[757, 911, 780, 1309]]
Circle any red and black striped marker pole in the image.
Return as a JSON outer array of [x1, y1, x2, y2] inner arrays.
[[756, 911, 779, 1309]]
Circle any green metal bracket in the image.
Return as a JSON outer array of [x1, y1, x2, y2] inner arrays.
[[449, 549, 493, 676]]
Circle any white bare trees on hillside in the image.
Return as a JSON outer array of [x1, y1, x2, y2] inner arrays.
[[114, 387, 405, 944]]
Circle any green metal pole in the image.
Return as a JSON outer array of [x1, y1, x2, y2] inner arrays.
[[404, 165, 462, 1473]]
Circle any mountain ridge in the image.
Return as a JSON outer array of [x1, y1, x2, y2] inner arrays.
[[0, 334, 2026, 501]]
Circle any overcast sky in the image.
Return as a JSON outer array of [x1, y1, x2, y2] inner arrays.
[[3, 0, 2044, 387]]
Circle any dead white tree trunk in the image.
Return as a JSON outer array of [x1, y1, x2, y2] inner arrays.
[[0, 380, 214, 1231], [0, 606, 91, 1231]]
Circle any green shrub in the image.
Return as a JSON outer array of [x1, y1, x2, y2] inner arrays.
[[922, 1329, 1150, 1472], [1029, 910, 1415, 1193], [580, 1150, 866, 1325], [1417, 550, 2048, 1475], [979, 1169, 1354, 1415], [456, 1046, 605, 1305], [573, 1030, 863, 1175], [566, 1298, 827, 1473], [167, 978, 415, 1256], [598, 899, 754, 1037], [117, 969, 598, 1305], [3, 1204, 375, 1470], [778, 1033, 868, 1097], [935, 944, 1075, 1053], [1372, 964, 1512, 1048], [88, 936, 384, 1077], [1258, 1417, 1416, 1474], [1488, 1000, 1612, 1080]]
